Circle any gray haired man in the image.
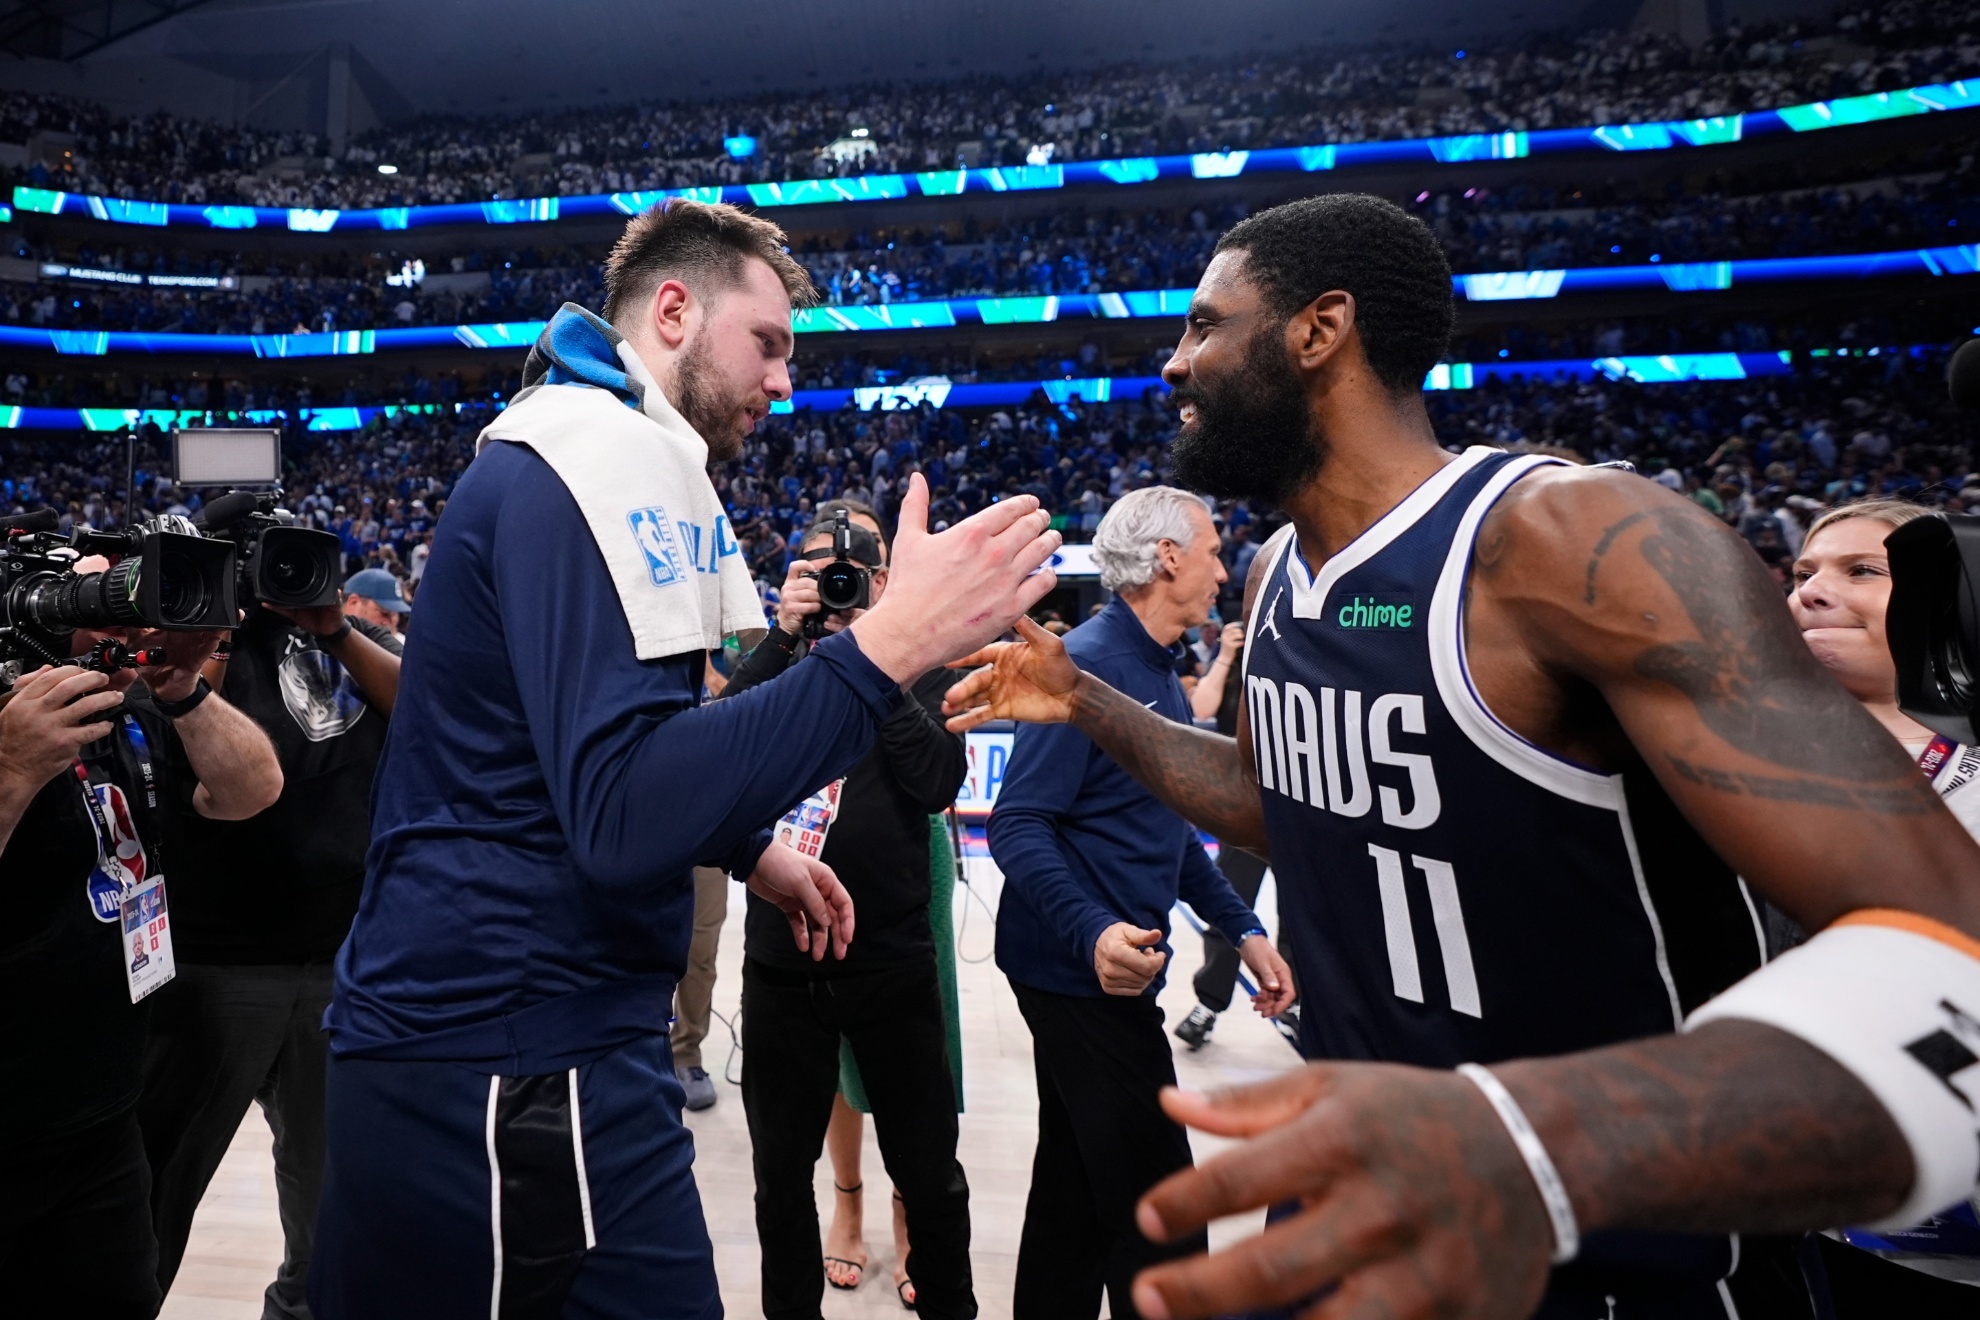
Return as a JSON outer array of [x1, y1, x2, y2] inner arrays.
[[987, 487, 1294, 1320]]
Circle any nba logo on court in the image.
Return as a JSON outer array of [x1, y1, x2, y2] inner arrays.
[[627, 506, 683, 586]]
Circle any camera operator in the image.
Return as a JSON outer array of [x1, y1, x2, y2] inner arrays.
[[0, 611, 281, 1317], [731, 513, 976, 1320], [136, 569, 403, 1317]]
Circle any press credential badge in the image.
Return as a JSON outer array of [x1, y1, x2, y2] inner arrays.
[[120, 873, 175, 1003]]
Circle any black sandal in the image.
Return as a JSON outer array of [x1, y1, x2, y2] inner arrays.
[[893, 1191, 916, 1310], [824, 1182, 867, 1291]]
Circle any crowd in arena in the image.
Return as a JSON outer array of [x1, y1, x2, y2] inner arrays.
[[2, 349, 1971, 614], [7, 157, 1975, 336], [6, 0, 1980, 1299], [0, 1, 1971, 210]]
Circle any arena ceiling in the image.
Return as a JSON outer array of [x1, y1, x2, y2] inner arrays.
[[0, 0, 1641, 117]]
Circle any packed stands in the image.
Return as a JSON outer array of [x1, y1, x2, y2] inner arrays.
[[1, 2, 1974, 210]]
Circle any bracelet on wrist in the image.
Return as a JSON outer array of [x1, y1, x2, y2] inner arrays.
[[1457, 1064, 1579, 1263], [320, 618, 354, 646], [153, 677, 213, 720]]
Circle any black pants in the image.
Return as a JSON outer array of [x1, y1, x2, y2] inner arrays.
[[0, 1109, 161, 1318], [1191, 845, 1268, 1013], [138, 960, 333, 1320], [1010, 982, 1206, 1320], [740, 957, 975, 1320]]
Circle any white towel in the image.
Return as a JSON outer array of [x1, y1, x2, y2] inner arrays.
[[477, 343, 762, 659]]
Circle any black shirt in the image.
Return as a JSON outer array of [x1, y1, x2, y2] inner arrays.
[[731, 632, 967, 975], [0, 696, 177, 1146], [163, 610, 402, 963]]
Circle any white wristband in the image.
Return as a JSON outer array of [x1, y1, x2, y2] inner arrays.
[[1686, 910, 1980, 1229], [1458, 1063, 1580, 1264]]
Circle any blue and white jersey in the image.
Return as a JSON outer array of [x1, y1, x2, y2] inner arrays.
[[1244, 446, 1765, 1070]]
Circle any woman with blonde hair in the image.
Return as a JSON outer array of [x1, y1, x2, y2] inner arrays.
[[1788, 496, 1980, 1314]]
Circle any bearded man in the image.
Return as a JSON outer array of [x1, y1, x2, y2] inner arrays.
[[312, 201, 1062, 1320], [946, 193, 1980, 1320]]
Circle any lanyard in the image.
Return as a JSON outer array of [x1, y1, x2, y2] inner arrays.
[[1918, 734, 1959, 781], [73, 714, 162, 882]]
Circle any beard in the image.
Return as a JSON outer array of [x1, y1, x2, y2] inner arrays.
[[1168, 327, 1324, 505], [671, 334, 751, 464]]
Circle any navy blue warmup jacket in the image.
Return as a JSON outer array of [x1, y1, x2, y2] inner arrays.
[[989, 596, 1261, 998], [325, 441, 898, 1075]]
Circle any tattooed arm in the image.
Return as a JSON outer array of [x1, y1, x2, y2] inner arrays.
[[1484, 465, 1980, 933], [1124, 469, 1975, 1320], [945, 542, 1273, 852]]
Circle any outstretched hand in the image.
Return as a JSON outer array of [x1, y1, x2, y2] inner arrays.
[[942, 615, 1082, 732], [1129, 1065, 1553, 1320], [847, 475, 1061, 684], [745, 840, 856, 960]]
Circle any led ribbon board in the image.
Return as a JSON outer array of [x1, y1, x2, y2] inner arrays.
[[10, 81, 1975, 232], [1, 244, 1973, 357], [2, 349, 1927, 433]]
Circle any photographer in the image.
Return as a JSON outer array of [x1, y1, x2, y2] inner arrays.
[[0, 618, 281, 1317], [732, 512, 975, 1320], [137, 573, 403, 1318]]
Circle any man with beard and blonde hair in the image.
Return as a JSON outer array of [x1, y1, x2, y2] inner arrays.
[[946, 192, 1980, 1320], [312, 200, 1063, 1320]]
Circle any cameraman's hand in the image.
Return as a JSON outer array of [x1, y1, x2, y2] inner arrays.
[[848, 474, 1060, 683], [267, 603, 346, 638], [746, 841, 856, 960], [0, 666, 126, 791], [136, 627, 228, 702], [774, 561, 822, 635]]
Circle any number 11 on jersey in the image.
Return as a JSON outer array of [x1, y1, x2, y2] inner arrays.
[[1367, 843, 1481, 1018]]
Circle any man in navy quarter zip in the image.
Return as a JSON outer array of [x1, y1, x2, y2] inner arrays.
[[989, 485, 1293, 1320]]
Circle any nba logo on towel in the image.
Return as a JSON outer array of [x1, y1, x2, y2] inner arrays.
[[628, 506, 684, 586]]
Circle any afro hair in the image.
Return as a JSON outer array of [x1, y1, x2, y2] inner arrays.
[[1212, 193, 1455, 396]]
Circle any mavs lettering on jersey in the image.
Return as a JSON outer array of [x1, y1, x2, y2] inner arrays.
[[1244, 446, 1772, 1296], [1243, 446, 1763, 1069]]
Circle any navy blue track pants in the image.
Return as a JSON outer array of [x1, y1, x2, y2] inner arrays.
[[309, 1034, 719, 1320]]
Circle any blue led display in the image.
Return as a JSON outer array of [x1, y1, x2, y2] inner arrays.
[[0, 350, 1849, 433], [0, 244, 1972, 358], [11, 79, 1973, 233]]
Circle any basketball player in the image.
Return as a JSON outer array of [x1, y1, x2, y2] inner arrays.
[[944, 193, 1980, 1319]]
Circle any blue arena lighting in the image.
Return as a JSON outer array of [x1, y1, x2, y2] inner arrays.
[[11, 79, 1977, 233], [724, 135, 758, 158], [1, 242, 1971, 358], [0, 349, 1937, 434]]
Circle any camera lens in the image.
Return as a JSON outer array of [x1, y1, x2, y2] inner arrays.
[[263, 543, 331, 605], [816, 561, 865, 612], [252, 527, 341, 608], [16, 561, 147, 630], [152, 548, 215, 625]]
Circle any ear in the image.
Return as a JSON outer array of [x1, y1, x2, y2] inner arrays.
[[1286, 290, 1355, 375], [650, 279, 695, 349], [1157, 538, 1185, 576]]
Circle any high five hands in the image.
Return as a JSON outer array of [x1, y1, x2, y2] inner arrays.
[[941, 615, 1081, 730], [847, 476, 1062, 684]]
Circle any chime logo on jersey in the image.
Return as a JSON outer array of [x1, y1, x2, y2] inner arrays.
[[84, 780, 146, 923], [1246, 674, 1441, 830], [1332, 594, 1416, 630]]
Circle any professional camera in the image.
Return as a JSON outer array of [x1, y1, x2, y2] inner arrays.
[[800, 507, 873, 640], [193, 491, 342, 611], [174, 428, 342, 611], [1884, 338, 1980, 741], [0, 507, 237, 672]]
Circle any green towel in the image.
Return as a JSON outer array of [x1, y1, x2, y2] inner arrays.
[[840, 815, 965, 1113]]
